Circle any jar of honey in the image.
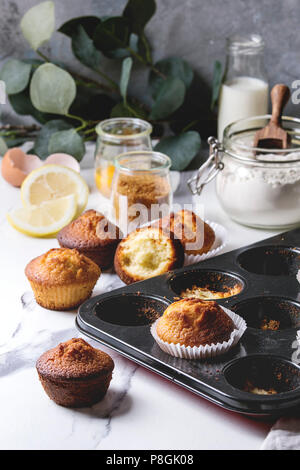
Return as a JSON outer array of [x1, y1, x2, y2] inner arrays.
[[95, 118, 152, 198]]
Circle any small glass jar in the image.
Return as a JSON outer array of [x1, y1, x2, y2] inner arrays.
[[111, 151, 172, 233], [95, 118, 152, 198], [188, 115, 300, 229], [218, 34, 268, 141]]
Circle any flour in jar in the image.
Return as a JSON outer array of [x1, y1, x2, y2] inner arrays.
[[216, 138, 300, 228]]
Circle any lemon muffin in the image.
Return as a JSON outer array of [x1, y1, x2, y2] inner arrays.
[[114, 226, 184, 285], [156, 298, 235, 347], [57, 210, 121, 269], [157, 210, 215, 255], [25, 248, 101, 310], [36, 338, 114, 407]]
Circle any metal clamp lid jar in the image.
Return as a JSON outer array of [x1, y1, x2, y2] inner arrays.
[[188, 115, 300, 230]]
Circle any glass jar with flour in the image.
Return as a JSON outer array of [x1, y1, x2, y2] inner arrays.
[[188, 115, 300, 229]]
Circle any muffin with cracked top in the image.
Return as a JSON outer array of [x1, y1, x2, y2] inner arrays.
[[57, 209, 121, 269], [156, 210, 215, 255], [36, 338, 114, 408], [25, 248, 100, 310], [156, 298, 235, 347]]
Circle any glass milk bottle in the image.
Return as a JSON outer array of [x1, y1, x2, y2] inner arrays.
[[218, 34, 268, 141]]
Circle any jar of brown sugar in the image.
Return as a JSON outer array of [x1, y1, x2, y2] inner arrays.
[[111, 150, 172, 232]]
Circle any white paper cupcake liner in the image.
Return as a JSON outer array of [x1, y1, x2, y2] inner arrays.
[[184, 219, 228, 266], [297, 270, 300, 284], [151, 306, 247, 360]]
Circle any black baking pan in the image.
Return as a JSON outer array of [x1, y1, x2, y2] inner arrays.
[[76, 228, 300, 417]]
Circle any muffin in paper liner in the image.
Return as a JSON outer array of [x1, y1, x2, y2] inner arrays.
[[150, 306, 247, 360], [184, 220, 228, 266]]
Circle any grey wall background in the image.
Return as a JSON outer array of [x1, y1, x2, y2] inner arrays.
[[1, 0, 300, 130]]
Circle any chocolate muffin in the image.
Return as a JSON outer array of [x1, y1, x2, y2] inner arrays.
[[36, 338, 114, 408], [57, 210, 121, 269], [114, 226, 184, 285], [156, 210, 215, 255], [156, 298, 235, 347]]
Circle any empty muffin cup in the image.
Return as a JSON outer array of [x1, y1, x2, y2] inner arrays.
[[224, 355, 300, 395], [238, 246, 300, 276], [94, 293, 169, 326], [231, 297, 300, 331], [169, 269, 244, 300]]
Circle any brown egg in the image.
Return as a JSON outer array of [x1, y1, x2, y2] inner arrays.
[[1, 148, 42, 187]]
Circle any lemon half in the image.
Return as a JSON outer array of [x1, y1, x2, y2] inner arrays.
[[21, 164, 89, 216], [7, 195, 77, 237]]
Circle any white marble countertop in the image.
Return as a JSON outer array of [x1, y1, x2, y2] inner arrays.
[[0, 160, 279, 450]]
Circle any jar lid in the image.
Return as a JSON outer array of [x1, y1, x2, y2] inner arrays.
[[223, 115, 300, 164]]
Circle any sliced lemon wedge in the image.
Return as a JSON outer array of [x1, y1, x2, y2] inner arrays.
[[7, 195, 77, 237], [21, 164, 89, 216]]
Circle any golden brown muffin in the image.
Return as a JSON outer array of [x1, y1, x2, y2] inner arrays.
[[114, 226, 184, 285], [57, 210, 121, 269], [156, 298, 235, 347], [156, 210, 215, 255], [36, 338, 114, 408], [25, 248, 101, 310]]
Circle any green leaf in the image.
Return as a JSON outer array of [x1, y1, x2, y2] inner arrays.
[[93, 17, 130, 57], [0, 59, 31, 94], [110, 102, 147, 120], [149, 77, 185, 120], [33, 119, 73, 159], [20, 1, 55, 50], [48, 129, 85, 162], [59, 16, 100, 38], [120, 57, 133, 102], [149, 57, 194, 99], [72, 25, 101, 69], [30, 63, 76, 115], [70, 87, 115, 121], [211, 60, 223, 110], [0, 137, 8, 156], [154, 131, 201, 171], [123, 0, 156, 34]]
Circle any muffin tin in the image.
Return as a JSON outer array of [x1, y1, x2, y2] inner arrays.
[[77, 228, 300, 417]]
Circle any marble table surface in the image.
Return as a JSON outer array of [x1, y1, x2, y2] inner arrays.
[[0, 162, 279, 450]]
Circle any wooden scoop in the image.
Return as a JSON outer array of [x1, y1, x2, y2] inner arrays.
[[253, 84, 291, 154]]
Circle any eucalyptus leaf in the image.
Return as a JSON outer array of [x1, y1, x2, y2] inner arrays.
[[211, 60, 223, 110], [149, 77, 185, 120], [59, 16, 101, 38], [0, 137, 8, 156], [93, 17, 130, 56], [9, 89, 48, 123], [72, 25, 101, 69], [33, 119, 73, 159], [0, 59, 31, 94], [48, 129, 85, 162], [154, 131, 201, 171], [20, 1, 55, 51], [30, 63, 76, 115], [70, 87, 115, 121], [149, 57, 194, 99], [123, 0, 156, 34], [120, 57, 133, 101], [110, 101, 147, 119]]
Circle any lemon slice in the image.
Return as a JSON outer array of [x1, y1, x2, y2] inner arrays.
[[21, 164, 89, 216], [7, 195, 77, 237]]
